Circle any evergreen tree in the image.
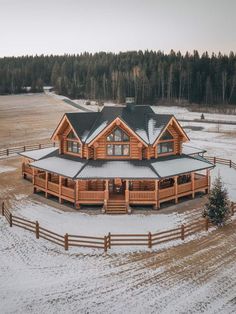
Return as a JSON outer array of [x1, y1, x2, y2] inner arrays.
[[204, 175, 230, 226]]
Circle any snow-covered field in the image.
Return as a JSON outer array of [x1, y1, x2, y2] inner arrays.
[[1, 103, 236, 313]]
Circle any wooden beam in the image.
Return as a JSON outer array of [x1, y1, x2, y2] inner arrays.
[[174, 176, 178, 204], [154, 180, 159, 209], [125, 180, 129, 204], [45, 172, 48, 198], [191, 172, 195, 198], [59, 176, 62, 203]]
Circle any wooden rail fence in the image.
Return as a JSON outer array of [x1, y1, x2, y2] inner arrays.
[[205, 155, 236, 170], [0, 142, 56, 157], [1, 201, 236, 253]]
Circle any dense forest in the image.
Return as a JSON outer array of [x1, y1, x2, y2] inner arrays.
[[0, 50, 236, 105]]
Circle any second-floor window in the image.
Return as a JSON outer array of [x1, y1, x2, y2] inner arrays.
[[157, 130, 174, 155], [67, 141, 81, 154], [66, 130, 81, 154], [106, 128, 130, 156]]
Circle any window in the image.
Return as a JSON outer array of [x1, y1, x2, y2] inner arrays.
[[157, 142, 174, 154], [160, 130, 173, 141], [67, 141, 80, 154], [107, 128, 129, 142], [67, 130, 77, 139], [107, 144, 130, 156]]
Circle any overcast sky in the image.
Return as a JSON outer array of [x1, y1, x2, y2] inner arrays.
[[0, 0, 235, 57]]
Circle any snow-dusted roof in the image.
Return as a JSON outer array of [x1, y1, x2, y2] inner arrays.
[[63, 106, 175, 145], [19, 147, 59, 161], [182, 144, 206, 156], [31, 156, 86, 178], [77, 160, 158, 179], [150, 155, 213, 178], [30, 154, 214, 179]]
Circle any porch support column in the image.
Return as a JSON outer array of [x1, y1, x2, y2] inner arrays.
[[45, 171, 49, 198], [154, 180, 159, 210], [174, 176, 178, 204], [191, 172, 195, 198], [104, 179, 109, 204], [33, 168, 36, 193], [59, 176, 62, 203], [75, 180, 80, 209], [125, 180, 129, 206]]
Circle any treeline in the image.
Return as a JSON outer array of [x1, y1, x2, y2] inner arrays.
[[1, 50, 236, 105]]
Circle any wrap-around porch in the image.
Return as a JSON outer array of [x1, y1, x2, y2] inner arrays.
[[30, 168, 210, 211]]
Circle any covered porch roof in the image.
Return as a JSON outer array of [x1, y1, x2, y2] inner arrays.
[[30, 154, 214, 180]]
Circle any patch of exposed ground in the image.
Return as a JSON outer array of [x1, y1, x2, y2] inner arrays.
[[0, 93, 78, 148]]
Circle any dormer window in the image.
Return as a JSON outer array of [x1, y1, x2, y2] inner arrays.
[[106, 127, 130, 156], [157, 130, 174, 155], [66, 130, 81, 155]]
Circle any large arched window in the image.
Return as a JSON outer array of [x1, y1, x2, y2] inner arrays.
[[66, 130, 81, 154], [106, 127, 130, 156]]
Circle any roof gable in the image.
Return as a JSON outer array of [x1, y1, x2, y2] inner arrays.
[[51, 105, 183, 145]]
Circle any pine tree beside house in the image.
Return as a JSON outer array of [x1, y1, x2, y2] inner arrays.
[[204, 175, 230, 226]]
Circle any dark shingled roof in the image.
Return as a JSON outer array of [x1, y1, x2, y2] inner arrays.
[[65, 105, 174, 145]]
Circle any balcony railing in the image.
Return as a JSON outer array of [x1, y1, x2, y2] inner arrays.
[[159, 187, 175, 199]]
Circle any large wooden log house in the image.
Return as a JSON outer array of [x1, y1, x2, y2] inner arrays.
[[20, 104, 214, 213]]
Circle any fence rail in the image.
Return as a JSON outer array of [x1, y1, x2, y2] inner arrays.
[[205, 155, 236, 170], [1, 201, 235, 253], [0, 142, 56, 157]]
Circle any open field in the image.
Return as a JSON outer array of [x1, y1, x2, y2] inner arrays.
[[1, 94, 236, 313], [0, 93, 78, 148]]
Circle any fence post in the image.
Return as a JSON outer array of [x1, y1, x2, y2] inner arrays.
[[23, 145, 26, 152], [205, 217, 209, 231], [108, 232, 111, 249], [104, 236, 107, 252], [6, 148, 9, 156], [181, 224, 185, 240], [64, 233, 69, 251], [148, 232, 152, 248], [230, 160, 232, 168], [1, 202, 4, 216], [53, 142, 55, 147], [35, 221, 39, 239], [214, 156, 216, 164], [9, 213, 12, 227], [39, 144, 41, 149], [231, 202, 234, 216]]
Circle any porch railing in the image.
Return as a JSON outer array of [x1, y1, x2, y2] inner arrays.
[[178, 182, 192, 194], [34, 176, 45, 188], [48, 181, 59, 194], [61, 186, 74, 199], [159, 187, 175, 199], [78, 191, 104, 200], [129, 191, 155, 201]]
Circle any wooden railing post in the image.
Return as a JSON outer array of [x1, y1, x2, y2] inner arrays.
[[108, 232, 111, 249], [214, 156, 216, 164], [148, 232, 152, 248], [6, 148, 9, 156], [181, 224, 185, 240], [1, 202, 4, 216], [64, 233, 69, 251], [205, 217, 209, 231], [9, 213, 13, 227], [35, 221, 40, 239], [104, 236, 107, 252], [23, 145, 26, 152], [230, 160, 232, 168]]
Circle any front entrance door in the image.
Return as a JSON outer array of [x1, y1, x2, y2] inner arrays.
[[109, 178, 125, 199]]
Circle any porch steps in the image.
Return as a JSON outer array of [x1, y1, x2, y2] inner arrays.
[[106, 199, 127, 214]]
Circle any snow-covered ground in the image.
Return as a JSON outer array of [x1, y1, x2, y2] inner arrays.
[[1, 104, 236, 313]]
